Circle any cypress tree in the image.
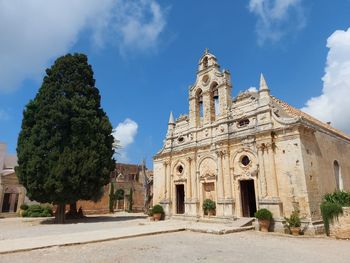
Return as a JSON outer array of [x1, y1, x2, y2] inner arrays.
[[16, 53, 115, 223]]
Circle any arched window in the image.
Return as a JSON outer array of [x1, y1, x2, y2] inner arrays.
[[203, 57, 208, 69], [196, 89, 203, 126], [333, 160, 343, 191], [210, 82, 219, 121]]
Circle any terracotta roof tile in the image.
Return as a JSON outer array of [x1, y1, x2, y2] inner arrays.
[[271, 96, 350, 141]]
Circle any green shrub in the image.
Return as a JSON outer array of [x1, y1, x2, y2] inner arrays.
[[20, 204, 29, 210], [30, 212, 41, 217], [321, 202, 343, 236], [284, 211, 301, 228], [29, 204, 43, 213], [152, 204, 164, 214], [324, 191, 350, 207], [202, 199, 216, 213], [21, 204, 53, 217], [254, 208, 273, 221], [320, 190, 350, 236]]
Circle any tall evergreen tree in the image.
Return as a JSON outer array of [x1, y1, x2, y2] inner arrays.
[[16, 53, 115, 223]]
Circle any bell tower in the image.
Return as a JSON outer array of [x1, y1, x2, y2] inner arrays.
[[189, 49, 232, 128]]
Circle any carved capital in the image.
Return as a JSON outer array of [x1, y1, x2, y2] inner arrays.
[[215, 150, 224, 158]]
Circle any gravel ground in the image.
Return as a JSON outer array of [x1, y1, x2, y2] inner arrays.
[[1, 231, 349, 263]]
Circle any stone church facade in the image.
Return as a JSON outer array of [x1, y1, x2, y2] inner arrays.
[[153, 50, 350, 233]]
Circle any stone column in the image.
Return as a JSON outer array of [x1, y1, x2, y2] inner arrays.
[[167, 162, 172, 200], [223, 150, 234, 217], [216, 150, 225, 217], [216, 151, 224, 200], [186, 156, 198, 217], [257, 142, 282, 220], [160, 160, 172, 217], [224, 151, 232, 198], [267, 144, 279, 197], [186, 157, 192, 200], [257, 145, 267, 198], [163, 161, 168, 199]]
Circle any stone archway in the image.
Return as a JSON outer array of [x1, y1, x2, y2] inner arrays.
[[2, 186, 20, 213]]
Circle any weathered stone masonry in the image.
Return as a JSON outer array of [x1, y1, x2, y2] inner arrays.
[[153, 50, 350, 234]]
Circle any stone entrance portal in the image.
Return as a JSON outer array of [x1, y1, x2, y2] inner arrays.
[[1, 193, 19, 213], [240, 180, 256, 217], [176, 184, 185, 214]]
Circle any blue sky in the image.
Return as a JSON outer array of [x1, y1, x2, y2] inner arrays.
[[1, 0, 350, 168]]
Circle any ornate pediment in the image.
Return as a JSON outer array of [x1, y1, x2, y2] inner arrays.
[[174, 178, 187, 183], [200, 172, 216, 181], [233, 168, 258, 179]]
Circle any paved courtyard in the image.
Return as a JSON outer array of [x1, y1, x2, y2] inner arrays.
[[0, 213, 349, 263]]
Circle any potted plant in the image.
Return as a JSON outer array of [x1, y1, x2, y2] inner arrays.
[[148, 208, 154, 221], [254, 208, 273, 232], [151, 204, 164, 221], [284, 211, 301, 236], [203, 199, 216, 218]]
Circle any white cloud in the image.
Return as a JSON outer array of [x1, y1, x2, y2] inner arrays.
[[112, 118, 138, 162], [247, 87, 258, 92], [0, 0, 167, 91], [248, 0, 305, 45], [301, 27, 350, 134]]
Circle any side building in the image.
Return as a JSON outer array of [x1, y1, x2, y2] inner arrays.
[[77, 162, 153, 214], [153, 50, 350, 234], [0, 142, 26, 215]]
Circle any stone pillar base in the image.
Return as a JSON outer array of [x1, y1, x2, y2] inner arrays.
[[216, 198, 228, 217], [160, 199, 171, 217], [185, 200, 199, 217], [220, 199, 235, 217], [258, 197, 282, 217]]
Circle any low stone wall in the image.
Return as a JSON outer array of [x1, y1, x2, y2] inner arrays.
[[329, 207, 350, 239]]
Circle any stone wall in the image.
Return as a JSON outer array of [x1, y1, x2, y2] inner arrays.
[[329, 207, 350, 239], [76, 184, 110, 214]]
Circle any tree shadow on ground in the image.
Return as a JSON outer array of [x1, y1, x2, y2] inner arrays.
[[40, 215, 148, 225]]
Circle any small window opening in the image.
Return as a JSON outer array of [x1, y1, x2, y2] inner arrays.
[[210, 82, 219, 121], [241, 155, 250, 166], [238, 119, 250, 127], [178, 136, 184, 143], [196, 89, 204, 124], [334, 160, 343, 190], [203, 57, 208, 68], [177, 165, 184, 174]]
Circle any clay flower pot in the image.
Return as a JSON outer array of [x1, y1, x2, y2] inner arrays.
[[290, 227, 300, 236], [259, 219, 270, 232], [153, 213, 162, 221]]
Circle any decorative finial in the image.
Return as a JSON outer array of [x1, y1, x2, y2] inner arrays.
[[259, 73, 269, 91], [204, 48, 209, 54], [168, 111, 175, 124]]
